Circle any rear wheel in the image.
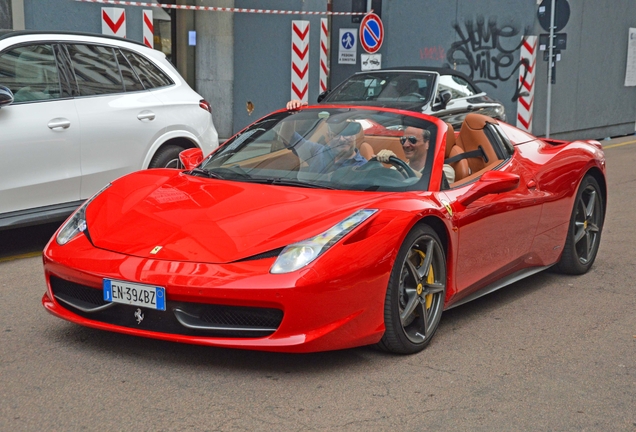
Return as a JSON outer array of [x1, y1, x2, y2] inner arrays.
[[149, 145, 184, 169], [555, 175, 604, 274], [378, 224, 447, 354]]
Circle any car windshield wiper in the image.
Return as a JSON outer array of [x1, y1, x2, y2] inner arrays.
[[207, 166, 252, 179], [264, 178, 335, 190], [185, 167, 224, 179]]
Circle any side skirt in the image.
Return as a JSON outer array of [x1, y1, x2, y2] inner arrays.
[[446, 265, 553, 310]]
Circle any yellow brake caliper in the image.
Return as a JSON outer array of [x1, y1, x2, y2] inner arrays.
[[415, 250, 435, 310]]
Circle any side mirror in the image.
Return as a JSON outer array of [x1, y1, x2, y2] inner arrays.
[[179, 148, 204, 170], [317, 91, 329, 103], [439, 90, 452, 108], [457, 171, 519, 207], [0, 86, 14, 108]]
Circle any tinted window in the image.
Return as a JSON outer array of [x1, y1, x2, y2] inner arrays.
[[54, 44, 78, 97], [123, 50, 173, 89], [115, 49, 144, 92], [67, 44, 124, 96], [0, 44, 62, 102]]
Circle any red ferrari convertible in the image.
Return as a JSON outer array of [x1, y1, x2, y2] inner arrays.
[[42, 106, 606, 354]]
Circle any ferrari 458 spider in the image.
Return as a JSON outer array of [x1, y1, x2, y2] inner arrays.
[[42, 106, 606, 354]]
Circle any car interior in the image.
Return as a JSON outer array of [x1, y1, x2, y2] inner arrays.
[[211, 110, 512, 191]]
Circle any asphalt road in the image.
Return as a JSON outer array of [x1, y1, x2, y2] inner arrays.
[[1, 137, 635, 431]]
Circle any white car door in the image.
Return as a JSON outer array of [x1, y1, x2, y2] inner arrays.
[[65, 43, 167, 199], [0, 43, 81, 217]]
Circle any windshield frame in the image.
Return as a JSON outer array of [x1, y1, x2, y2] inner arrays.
[[199, 106, 447, 193]]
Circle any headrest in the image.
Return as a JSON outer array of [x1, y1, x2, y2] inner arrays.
[[463, 113, 496, 130], [444, 123, 456, 158]]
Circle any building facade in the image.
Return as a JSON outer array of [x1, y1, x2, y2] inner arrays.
[[2, 0, 636, 141]]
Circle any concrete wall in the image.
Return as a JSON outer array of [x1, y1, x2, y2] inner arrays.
[[195, 0, 235, 140], [531, 0, 636, 140], [10, 0, 636, 141], [231, 0, 326, 135], [329, 0, 636, 140], [22, 0, 145, 41], [226, 0, 539, 136], [0, 0, 11, 29], [330, 0, 536, 134]]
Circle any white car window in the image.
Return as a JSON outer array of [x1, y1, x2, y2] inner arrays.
[[67, 44, 124, 96], [0, 44, 61, 102], [114, 49, 145, 92], [122, 50, 173, 89]]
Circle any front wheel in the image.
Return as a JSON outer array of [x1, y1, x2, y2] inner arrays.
[[149, 145, 184, 169], [378, 224, 447, 354], [555, 174, 605, 274]]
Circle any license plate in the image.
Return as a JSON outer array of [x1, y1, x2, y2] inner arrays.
[[103, 279, 166, 311]]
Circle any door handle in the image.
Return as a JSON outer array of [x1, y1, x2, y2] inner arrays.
[[137, 111, 156, 121], [47, 118, 71, 130]]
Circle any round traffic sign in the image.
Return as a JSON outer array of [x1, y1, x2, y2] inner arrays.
[[537, 0, 570, 32], [359, 13, 384, 54]]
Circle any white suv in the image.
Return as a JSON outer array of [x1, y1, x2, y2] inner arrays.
[[0, 31, 218, 229]]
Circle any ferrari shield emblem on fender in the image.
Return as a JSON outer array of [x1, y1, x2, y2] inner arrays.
[[150, 246, 162, 254], [440, 199, 453, 217]]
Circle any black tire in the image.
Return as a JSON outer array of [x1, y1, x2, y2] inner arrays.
[[378, 224, 447, 354], [149, 145, 184, 169], [555, 175, 604, 275]]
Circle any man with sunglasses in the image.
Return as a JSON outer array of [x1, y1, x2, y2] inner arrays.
[[285, 121, 368, 174], [377, 126, 455, 183]]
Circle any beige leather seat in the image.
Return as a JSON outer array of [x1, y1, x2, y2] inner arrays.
[[444, 123, 471, 182], [455, 113, 501, 174], [354, 128, 374, 160]]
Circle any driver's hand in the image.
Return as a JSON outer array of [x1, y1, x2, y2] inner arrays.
[[376, 149, 396, 163], [286, 99, 307, 110]]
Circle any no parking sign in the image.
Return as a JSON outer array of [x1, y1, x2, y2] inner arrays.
[[359, 13, 383, 54]]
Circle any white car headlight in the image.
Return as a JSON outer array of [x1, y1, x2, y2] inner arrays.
[[270, 209, 377, 274], [56, 184, 111, 245]]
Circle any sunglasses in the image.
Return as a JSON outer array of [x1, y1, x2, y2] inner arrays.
[[400, 136, 418, 145]]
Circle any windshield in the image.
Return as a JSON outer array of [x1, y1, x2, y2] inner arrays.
[[199, 107, 439, 192], [324, 72, 436, 105]]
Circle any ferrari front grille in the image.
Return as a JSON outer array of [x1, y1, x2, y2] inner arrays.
[[48, 276, 283, 338]]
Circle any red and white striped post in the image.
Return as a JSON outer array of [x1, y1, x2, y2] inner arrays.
[[291, 20, 310, 103], [319, 17, 329, 93], [101, 7, 126, 38], [516, 35, 536, 133], [142, 9, 153, 48]]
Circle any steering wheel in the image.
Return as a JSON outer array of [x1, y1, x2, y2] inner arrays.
[[370, 155, 417, 178]]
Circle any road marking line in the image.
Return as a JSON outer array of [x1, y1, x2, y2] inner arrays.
[[604, 139, 636, 149], [0, 251, 42, 263]]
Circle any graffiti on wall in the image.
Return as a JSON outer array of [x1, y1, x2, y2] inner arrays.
[[420, 46, 446, 62], [446, 16, 531, 101]]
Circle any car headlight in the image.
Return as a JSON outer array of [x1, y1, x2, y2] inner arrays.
[[270, 209, 377, 274], [56, 184, 111, 245]]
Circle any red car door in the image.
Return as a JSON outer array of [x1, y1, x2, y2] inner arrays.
[[441, 157, 543, 300]]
